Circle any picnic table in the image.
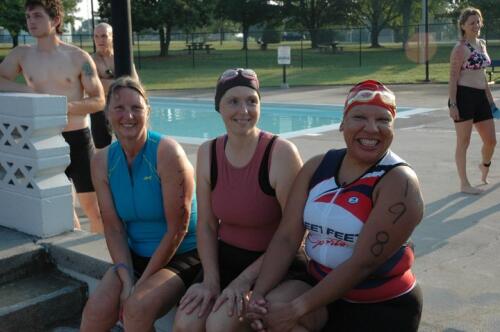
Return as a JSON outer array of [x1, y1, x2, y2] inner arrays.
[[317, 42, 343, 53], [186, 42, 215, 54]]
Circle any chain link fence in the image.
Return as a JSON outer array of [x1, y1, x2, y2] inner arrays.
[[2, 21, 500, 84]]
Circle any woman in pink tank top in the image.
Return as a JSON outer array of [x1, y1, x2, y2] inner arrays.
[[173, 68, 303, 332]]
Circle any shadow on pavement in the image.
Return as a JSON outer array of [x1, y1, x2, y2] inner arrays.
[[414, 182, 500, 257]]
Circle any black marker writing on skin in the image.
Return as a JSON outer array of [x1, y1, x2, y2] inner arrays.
[[370, 231, 389, 257]]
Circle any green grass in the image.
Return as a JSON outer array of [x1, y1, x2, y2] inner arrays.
[[2, 39, 500, 90]]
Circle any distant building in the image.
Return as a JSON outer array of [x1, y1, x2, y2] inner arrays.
[[0, 27, 12, 44]]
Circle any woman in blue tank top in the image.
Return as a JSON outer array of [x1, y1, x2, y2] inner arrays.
[[80, 77, 200, 331]]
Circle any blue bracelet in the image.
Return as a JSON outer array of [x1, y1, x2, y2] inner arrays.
[[113, 262, 132, 275], [491, 103, 500, 119]]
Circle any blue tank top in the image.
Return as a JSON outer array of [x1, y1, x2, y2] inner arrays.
[[108, 130, 197, 257]]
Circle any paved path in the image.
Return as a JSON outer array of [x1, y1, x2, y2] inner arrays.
[[5, 83, 500, 331]]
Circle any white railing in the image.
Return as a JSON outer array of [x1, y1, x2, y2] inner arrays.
[[0, 93, 73, 237]]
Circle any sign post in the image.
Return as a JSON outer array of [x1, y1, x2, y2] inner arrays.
[[277, 46, 291, 88]]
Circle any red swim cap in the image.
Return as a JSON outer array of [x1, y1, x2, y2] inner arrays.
[[344, 80, 396, 118]]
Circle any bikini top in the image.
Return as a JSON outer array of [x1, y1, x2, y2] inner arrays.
[[462, 41, 491, 70]]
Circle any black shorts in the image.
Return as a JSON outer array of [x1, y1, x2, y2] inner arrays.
[[130, 249, 201, 287], [318, 284, 423, 332], [211, 241, 308, 289], [90, 111, 112, 149], [62, 128, 95, 193], [454, 85, 493, 123]]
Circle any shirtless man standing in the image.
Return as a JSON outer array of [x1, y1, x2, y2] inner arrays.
[[0, 0, 105, 233], [91, 22, 138, 149], [90, 22, 113, 149]]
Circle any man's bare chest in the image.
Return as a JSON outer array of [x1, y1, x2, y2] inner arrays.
[[21, 52, 80, 90]]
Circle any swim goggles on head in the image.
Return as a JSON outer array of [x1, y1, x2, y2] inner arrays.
[[218, 68, 259, 87], [344, 80, 396, 117]]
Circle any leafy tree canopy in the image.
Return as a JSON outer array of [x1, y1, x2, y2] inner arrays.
[[98, 0, 214, 56], [282, 0, 354, 47], [215, 0, 280, 49], [0, 0, 79, 47]]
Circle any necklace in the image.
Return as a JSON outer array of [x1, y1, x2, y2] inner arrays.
[[97, 51, 114, 78]]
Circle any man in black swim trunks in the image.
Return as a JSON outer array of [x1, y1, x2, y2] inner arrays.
[[91, 22, 139, 149], [0, 0, 105, 232]]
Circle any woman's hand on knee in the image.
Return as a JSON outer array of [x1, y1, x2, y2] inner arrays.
[[246, 292, 268, 331], [212, 276, 252, 317], [179, 282, 219, 317]]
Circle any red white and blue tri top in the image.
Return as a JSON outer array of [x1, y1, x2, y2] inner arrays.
[[304, 148, 416, 303], [462, 41, 491, 70]]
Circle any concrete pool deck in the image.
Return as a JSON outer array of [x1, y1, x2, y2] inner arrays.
[[3, 83, 500, 331]]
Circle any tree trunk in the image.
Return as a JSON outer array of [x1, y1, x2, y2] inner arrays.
[[401, 0, 413, 48], [369, 2, 383, 48], [159, 26, 167, 56], [310, 29, 319, 48], [12, 34, 19, 48], [8, 29, 19, 48], [370, 24, 382, 48], [242, 25, 249, 50], [165, 24, 172, 56]]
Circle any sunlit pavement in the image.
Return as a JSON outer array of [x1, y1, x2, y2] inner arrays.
[[8, 83, 500, 331]]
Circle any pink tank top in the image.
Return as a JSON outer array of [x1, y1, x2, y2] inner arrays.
[[211, 131, 282, 252]]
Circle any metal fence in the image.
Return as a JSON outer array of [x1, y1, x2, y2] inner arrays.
[[2, 21, 500, 83], [3, 21, 500, 48]]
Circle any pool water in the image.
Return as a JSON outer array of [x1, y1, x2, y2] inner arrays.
[[149, 97, 420, 144]]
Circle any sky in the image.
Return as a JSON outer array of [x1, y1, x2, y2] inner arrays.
[[76, 0, 98, 21]]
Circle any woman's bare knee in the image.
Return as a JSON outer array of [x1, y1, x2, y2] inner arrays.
[[266, 280, 311, 302], [173, 308, 206, 332], [81, 290, 119, 331], [123, 292, 156, 325], [206, 305, 245, 332]]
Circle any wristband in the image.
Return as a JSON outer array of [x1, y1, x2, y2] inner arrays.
[[113, 262, 133, 275], [492, 103, 500, 119], [448, 101, 457, 108]]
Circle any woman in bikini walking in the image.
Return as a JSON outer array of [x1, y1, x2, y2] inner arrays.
[[448, 7, 497, 194]]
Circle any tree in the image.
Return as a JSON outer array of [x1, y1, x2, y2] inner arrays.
[[155, 0, 214, 56], [283, 0, 354, 48], [98, 0, 214, 56], [0, 0, 79, 48], [216, 0, 279, 50], [354, 0, 402, 48], [0, 0, 25, 47], [399, 0, 417, 48], [392, 0, 452, 48], [463, 0, 500, 37]]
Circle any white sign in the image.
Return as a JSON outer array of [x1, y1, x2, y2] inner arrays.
[[277, 46, 291, 65]]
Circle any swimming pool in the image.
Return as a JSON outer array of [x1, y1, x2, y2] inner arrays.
[[149, 97, 432, 144]]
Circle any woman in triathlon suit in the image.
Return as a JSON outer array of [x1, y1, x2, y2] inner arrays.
[[80, 77, 200, 331], [173, 68, 303, 332], [247, 80, 424, 332], [448, 7, 496, 194]]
